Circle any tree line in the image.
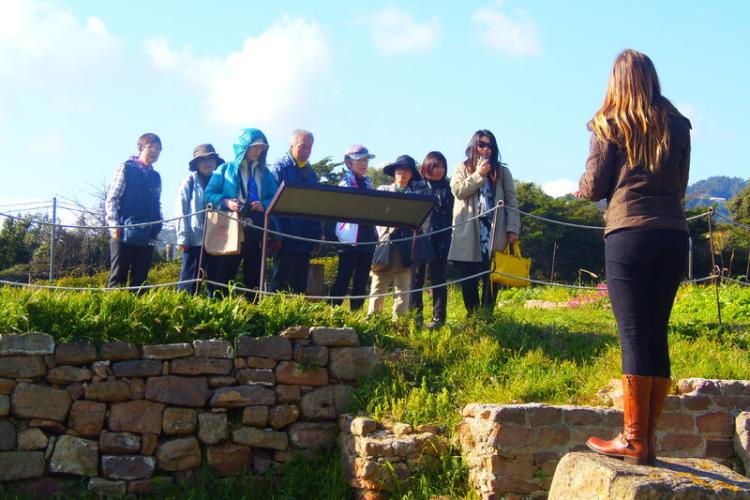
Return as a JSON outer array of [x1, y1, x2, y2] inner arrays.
[[1, 160, 748, 284]]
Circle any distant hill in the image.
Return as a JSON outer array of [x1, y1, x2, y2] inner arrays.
[[686, 176, 747, 214]]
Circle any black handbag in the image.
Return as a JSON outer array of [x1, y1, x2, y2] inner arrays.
[[371, 242, 391, 272]]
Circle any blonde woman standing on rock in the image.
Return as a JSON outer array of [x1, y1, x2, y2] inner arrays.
[[579, 49, 691, 465]]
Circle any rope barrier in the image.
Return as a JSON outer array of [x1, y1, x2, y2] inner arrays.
[[714, 212, 750, 233], [0, 209, 209, 231]]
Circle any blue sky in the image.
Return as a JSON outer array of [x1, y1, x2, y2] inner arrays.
[[1, 0, 748, 220]]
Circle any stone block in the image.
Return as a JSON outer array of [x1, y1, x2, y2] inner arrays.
[[293, 345, 328, 366], [102, 455, 156, 480], [350, 417, 379, 436], [207, 444, 252, 476], [237, 368, 275, 385], [54, 342, 97, 365], [156, 437, 201, 471], [198, 412, 228, 444], [0, 332, 54, 356], [163, 407, 197, 435], [0, 419, 15, 450], [0, 451, 46, 480], [100, 341, 140, 361], [232, 426, 289, 451], [12, 382, 71, 421], [30, 418, 66, 433], [193, 339, 233, 358], [170, 358, 233, 376], [329, 347, 380, 381], [88, 478, 127, 496], [563, 407, 601, 426], [333, 384, 354, 413], [46, 365, 92, 385], [276, 384, 301, 402], [494, 423, 534, 450], [68, 400, 106, 436], [658, 432, 703, 453], [681, 394, 712, 411], [275, 361, 328, 386], [527, 404, 564, 427], [0, 355, 47, 378], [269, 404, 299, 429], [17, 428, 48, 451], [487, 455, 537, 479], [705, 439, 735, 459], [253, 449, 272, 474], [287, 422, 339, 450], [0, 378, 15, 394], [208, 376, 237, 387], [280, 326, 310, 339], [659, 412, 695, 431], [733, 412, 750, 474], [236, 335, 292, 360], [49, 435, 99, 476], [100, 431, 141, 454], [548, 452, 750, 499], [242, 405, 269, 427], [247, 356, 277, 369], [111, 359, 162, 377], [0, 394, 8, 416], [84, 380, 131, 401], [678, 378, 721, 395], [696, 412, 734, 437], [12, 477, 65, 498], [143, 343, 193, 359], [210, 384, 275, 407], [300, 386, 337, 420], [536, 426, 571, 448], [141, 434, 158, 455], [145, 376, 209, 407], [109, 400, 164, 434], [309, 326, 359, 346], [715, 395, 750, 410], [91, 360, 111, 377]]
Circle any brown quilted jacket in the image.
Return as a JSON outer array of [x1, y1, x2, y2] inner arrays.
[[579, 110, 691, 236]]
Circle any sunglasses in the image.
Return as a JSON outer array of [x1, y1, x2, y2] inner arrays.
[[477, 141, 492, 149]]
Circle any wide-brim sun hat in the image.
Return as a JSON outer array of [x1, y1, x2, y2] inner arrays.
[[383, 154, 420, 179], [189, 143, 225, 171], [345, 144, 375, 161]]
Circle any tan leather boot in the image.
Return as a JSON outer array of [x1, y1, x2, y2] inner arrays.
[[647, 377, 671, 465], [587, 374, 652, 465]]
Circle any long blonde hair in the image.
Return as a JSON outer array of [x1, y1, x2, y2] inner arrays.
[[589, 49, 671, 171]]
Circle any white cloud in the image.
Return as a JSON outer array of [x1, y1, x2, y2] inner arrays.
[[473, 2, 541, 57], [144, 16, 333, 128], [542, 178, 578, 198], [370, 7, 440, 55], [0, 0, 118, 85]]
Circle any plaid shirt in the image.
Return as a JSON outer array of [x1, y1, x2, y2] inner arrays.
[[105, 162, 128, 228]]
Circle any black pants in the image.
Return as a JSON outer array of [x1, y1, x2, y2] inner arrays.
[[271, 250, 310, 294], [453, 260, 497, 313], [330, 250, 373, 310], [410, 257, 448, 322], [605, 228, 688, 377], [178, 246, 218, 295], [214, 225, 264, 299], [107, 240, 154, 290]]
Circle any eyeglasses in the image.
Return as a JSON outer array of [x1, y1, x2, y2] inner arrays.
[[477, 141, 491, 150]]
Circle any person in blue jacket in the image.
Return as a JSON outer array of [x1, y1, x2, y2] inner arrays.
[[175, 144, 224, 295], [204, 128, 278, 298], [269, 129, 322, 294]]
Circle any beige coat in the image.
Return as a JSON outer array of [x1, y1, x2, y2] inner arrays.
[[447, 162, 520, 262]]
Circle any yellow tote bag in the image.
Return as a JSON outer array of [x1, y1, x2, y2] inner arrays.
[[491, 241, 531, 287]]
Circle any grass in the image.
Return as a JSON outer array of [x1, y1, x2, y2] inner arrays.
[[1, 268, 749, 499]]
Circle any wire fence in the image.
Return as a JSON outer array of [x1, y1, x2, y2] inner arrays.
[[0, 198, 747, 306]]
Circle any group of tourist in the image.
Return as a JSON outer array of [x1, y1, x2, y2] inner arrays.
[[105, 124, 521, 326], [105, 48, 692, 465]]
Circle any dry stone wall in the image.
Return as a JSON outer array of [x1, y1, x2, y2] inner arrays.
[[339, 416, 448, 500], [458, 378, 750, 499], [0, 329, 381, 496]]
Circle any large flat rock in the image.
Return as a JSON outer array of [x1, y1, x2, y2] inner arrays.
[[548, 452, 750, 499], [0, 333, 54, 356]]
